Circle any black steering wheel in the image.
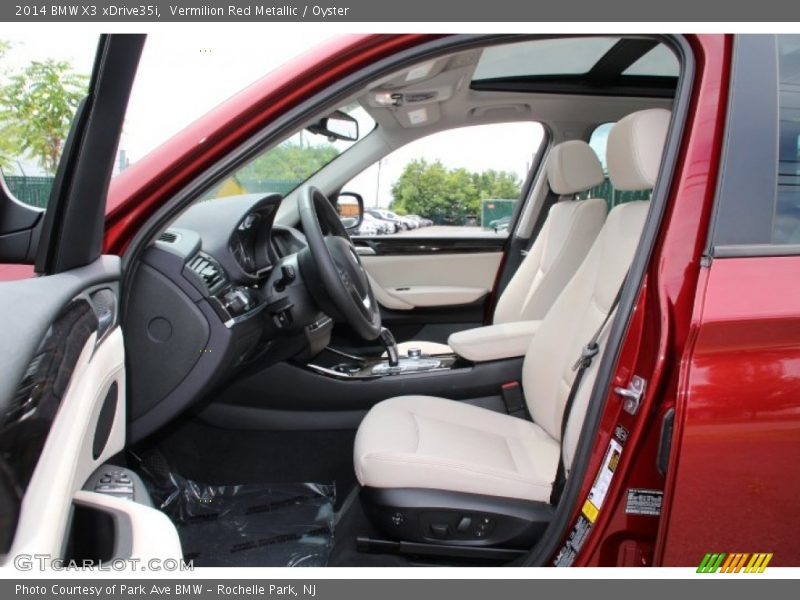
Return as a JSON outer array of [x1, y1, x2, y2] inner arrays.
[[297, 186, 382, 340]]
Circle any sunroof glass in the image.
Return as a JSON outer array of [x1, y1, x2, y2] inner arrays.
[[472, 37, 620, 80], [623, 45, 679, 77]]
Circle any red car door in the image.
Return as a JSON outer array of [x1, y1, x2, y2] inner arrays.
[[658, 34, 800, 567]]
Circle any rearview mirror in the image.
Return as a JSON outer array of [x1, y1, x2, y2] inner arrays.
[[335, 192, 364, 230], [308, 110, 359, 142]]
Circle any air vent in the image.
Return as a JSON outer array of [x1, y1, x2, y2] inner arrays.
[[158, 231, 179, 243], [187, 254, 226, 291]]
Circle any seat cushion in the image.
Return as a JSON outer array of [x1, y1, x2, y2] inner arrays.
[[354, 396, 560, 502]]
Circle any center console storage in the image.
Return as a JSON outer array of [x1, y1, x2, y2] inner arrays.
[[308, 346, 459, 379]]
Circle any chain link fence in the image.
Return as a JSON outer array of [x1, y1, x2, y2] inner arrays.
[[3, 175, 53, 208]]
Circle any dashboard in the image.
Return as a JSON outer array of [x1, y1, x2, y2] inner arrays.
[[123, 193, 330, 442]]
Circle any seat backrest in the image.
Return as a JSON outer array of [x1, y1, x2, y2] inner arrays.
[[493, 141, 607, 324], [522, 109, 671, 460]]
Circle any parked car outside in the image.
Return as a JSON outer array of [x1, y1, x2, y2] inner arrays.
[[406, 214, 433, 227], [360, 212, 393, 234], [490, 215, 511, 233], [365, 208, 401, 233], [353, 218, 379, 236]]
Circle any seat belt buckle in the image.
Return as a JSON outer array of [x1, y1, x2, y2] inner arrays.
[[501, 381, 527, 417]]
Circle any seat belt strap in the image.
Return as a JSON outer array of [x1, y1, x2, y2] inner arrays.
[[550, 279, 626, 505]]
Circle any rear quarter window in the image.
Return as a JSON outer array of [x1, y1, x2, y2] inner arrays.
[[711, 34, 800, 254], [775, 40, 800, 244]]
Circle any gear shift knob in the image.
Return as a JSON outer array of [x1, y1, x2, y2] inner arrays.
[[379, 327, 399, 367]]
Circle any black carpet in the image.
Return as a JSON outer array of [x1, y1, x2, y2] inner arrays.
[[146, 419, 358, 509]]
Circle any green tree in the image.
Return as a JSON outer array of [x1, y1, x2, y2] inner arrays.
[[390, 159, 521, 222], [0, 58, 88, 174], [0, 40, 14, 172], [238, 140, 339, 182], [473, 169, 521, 199]]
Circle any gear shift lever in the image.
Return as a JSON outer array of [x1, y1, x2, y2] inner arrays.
[[379, 327, 400, 367]]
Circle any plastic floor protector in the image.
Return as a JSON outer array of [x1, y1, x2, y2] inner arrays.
[[134, 454, 335, 567]]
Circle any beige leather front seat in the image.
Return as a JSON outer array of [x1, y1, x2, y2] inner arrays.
[[396, 140, 607, 357], [355, 110, 671, 515]]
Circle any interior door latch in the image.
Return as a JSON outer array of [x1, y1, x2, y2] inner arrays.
[[615, 375, 646, 415]]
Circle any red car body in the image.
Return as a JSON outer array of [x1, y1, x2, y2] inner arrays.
[[9, 33, 798, 566]]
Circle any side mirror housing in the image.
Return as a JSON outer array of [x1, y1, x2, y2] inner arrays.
[[335, 191, 364, 230]]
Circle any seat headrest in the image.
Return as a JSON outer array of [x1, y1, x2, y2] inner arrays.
[[607, 108, 671, 191], [546, 140, 604, 196]]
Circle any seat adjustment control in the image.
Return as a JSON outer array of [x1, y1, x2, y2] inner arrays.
[[456, 516, 472, 532], [430, 523, 451, 538]]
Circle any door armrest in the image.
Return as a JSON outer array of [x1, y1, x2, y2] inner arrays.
[[448, 320, 541, 362]]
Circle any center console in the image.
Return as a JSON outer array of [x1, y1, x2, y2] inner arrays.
[[306, 329, 459, 380], [310, 348, 459, 379]]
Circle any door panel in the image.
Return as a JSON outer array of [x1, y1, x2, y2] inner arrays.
[[660, 257, 800, 566], [361, 251, 502, 309], [344, 238, 506, 345], [0, 259, 180, 564], [11, 320, 126, 557], [0, 35, 181, 565], [0, 257, 132, 556]]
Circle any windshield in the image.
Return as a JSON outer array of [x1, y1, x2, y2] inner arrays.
[[201, 104, 374, 200]]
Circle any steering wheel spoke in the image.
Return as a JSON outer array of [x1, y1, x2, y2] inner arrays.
[[297, 186, 382, 340]]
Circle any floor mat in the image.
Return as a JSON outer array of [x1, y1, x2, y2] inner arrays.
[[151, 420, 357, 509], [132, 452, 335, 567]]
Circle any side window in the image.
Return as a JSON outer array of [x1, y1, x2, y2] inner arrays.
[[711, 34, 800, 253], [584, 122, 652, 208], [775, 36, 800, 245], [343, 122, 544, 238]]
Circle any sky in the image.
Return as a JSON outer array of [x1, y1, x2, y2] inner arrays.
[[0, 32, 544, 206]]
